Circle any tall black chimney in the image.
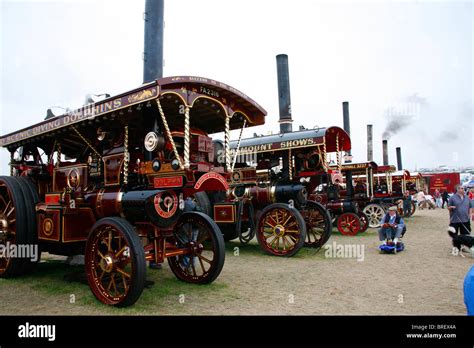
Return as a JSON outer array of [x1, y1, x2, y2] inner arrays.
[[143, 0, 164, 83], [342, 101, 353, 198], [276, 54, 293, 133], [396, 147, 403, 170], [382, 140, 388, 166], [143, 0, 164, 162], [342, 102, 351, 144], [367, 124, 373, 162]]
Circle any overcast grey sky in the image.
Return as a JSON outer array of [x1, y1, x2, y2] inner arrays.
[[1, 0, 472, 174]]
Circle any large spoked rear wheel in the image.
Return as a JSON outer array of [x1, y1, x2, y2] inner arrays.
[[337, 212, 361, 236], [301, 200, 332, 248], [85, 217, 146, 307], [362, 204, 385, 228], [256, 203, 307, 257], [0, 176, 30, 277], [15, 177, 41, 271], [168, 212, 225, 284]]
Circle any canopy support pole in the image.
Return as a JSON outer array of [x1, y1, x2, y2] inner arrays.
[[123, 125, 129, 185], [156, 99, 183, 170], [184, 106, 190, 169], [231, 119, 246, 172], [224, 116, 231, 172]]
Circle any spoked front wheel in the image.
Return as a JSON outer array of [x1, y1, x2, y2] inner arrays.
[[362, 204, 385, 228], [301, 200, 332, 248], [0, 176, 29, 277], [168, 212, 225, 284], [256, 203, 306, 257], [85, 217, 146, 307], [337, 212, 361, 236]]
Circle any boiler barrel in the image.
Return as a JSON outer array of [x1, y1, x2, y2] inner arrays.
[[326, 200, 358, 214]]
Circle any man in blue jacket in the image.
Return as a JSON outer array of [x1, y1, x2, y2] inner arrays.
[[378, 206, 406, 245]]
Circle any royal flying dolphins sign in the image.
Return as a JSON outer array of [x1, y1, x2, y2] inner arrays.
[[0, 86, 159, 147]]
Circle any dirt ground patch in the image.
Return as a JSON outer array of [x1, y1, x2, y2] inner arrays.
[[0, 208, 471, 315]]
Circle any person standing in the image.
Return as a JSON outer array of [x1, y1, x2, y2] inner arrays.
[[469, 187, 474, 201], [442, 190, 449, 209], [448, 185, 473, 235], [403, 191, 412, 217], [434, 189, 441, 208]]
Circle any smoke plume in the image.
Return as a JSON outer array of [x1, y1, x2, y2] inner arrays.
[[382, 94, 426, 140]]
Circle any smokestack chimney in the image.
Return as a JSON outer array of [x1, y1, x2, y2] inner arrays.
[[342, 101, 353, 198], [342, 102, 351, 145], [276, 54, 293, 133], [382, 140, 388, 166], [396, 147, 403, 170], [367, 124, 373, 161], [143, 0, 164, 83]]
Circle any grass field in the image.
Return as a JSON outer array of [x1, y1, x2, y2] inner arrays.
[[0, 208, 471, 315]]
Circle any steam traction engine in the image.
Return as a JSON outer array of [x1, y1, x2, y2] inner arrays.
[[209, 126, 350, 256], [0, 76, 266, 306]]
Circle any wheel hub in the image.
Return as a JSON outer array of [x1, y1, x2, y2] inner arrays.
[[274, 225, 285, 236], [99, 255, 115, 273], [187, 241, 204, 254], [0, 213, 8, 239]]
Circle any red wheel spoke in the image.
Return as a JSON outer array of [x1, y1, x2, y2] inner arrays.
[[197, 254, 212, 264], [196, 230, 208, 244], [0, 195, 7, 208], [197, 256, 206, 272], [191, 259, 197, 277], [6, 206, 14, 218], [115, 246, 127, 258], [3, 200, 11, 215], [98, 251, 107, 260], [186, 224, 193, 241], [266, 215, 278, 228], [116, 267, 131, 279], [285, 235, 295, 246], [121, 274, 128, 292], [282, 213, 292, 226], [111, 275, 118, 296], [107, 275, 114, 292], [284, 229, 299, 233], [98, 269, 106, 282], [263, 227, 273, 234], [106, 231, 113, 252]]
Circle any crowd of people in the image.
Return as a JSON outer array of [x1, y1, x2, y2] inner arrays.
[[381, 184, 474, 315], [410, 187, 474, 211]]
